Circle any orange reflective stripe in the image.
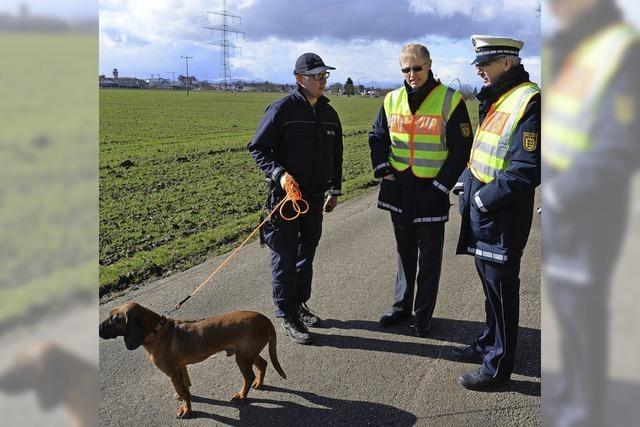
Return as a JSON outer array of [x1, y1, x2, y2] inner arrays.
[[408, 116, 415, 166], [479, 111, 510, 135], [413, 115, 442, 135], [556, 62, 595, 98], [389, 114, 443, 135]]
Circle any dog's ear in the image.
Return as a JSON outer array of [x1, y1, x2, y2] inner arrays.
[[124, 309, 145, 350]]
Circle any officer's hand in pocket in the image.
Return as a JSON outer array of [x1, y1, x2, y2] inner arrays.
[[382, 173, 396, 181]]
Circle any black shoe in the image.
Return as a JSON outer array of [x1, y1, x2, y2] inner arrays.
[[410, 320, 431, 337], [379, 310, 411, 327], [281, 315, 312, 345], [299, 303, 322, 327], [458, 367, 509, 390], [413, 325, 430, 337], [451, 344, 484, 364]]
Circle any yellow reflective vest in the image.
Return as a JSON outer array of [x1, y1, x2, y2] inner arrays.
[[469, 82, 540, 183], [543, 23, 637, 171], [384, 84, 463, 178]]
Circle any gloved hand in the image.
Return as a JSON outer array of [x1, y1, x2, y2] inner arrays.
[[280, 172, 298, 190]]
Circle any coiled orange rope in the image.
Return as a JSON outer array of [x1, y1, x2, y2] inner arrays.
[[279, 174, 309, 220], [170, 176, 308, 312]]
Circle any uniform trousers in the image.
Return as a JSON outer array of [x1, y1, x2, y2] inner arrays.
[[473, 255, 522, 379], [262, 194, 323, 318], [389, 212, 445, 328]]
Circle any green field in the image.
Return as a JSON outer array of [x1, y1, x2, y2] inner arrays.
[[99, 90, 382, 295], [99, 89, 479, 296]]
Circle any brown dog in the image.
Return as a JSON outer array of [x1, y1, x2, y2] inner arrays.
[[99, 301, 286, 418]]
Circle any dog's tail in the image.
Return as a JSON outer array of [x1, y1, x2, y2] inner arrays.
[[268, 332, 287, 379]]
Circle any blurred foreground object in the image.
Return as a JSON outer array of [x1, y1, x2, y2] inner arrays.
[[542, 0, 640, 425], [0, 342, 97, 427], [0, 2, 97, 425]]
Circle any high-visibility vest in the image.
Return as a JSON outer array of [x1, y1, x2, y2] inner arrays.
[[469, 82, 540, 183], [384, 84, 462, 178], [543, 23, 637, 171]]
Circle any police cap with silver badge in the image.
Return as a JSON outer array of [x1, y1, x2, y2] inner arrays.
[[470, 35, 524, 65]]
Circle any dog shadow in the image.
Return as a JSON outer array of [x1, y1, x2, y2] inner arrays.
[[189, 385, 417, 425], [318, 317, 540, 389]]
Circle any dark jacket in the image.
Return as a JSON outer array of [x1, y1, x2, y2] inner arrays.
[[542, 0, 640, 283], [248, 85, 343, 197], [369, 71, 473, 221], [456, 65, 541, 262]]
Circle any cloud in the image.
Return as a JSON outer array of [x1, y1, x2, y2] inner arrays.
[[99, 0, 540, 85]]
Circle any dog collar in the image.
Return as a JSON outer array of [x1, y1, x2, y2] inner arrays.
[[143, 316, 168, 345]]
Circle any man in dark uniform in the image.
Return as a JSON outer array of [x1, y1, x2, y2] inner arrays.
[[248, 53, 343, 345], [369, 43, 473, 337], [452, 35, 540, 390], [542, 0, 640, 424]]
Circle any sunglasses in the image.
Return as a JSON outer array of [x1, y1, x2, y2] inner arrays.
[[303, 71, 330, 81], [401, 63, 428, 74], [476, 56, 506, 69]]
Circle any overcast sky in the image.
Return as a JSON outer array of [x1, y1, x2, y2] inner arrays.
[[98, 0, 542, 88]]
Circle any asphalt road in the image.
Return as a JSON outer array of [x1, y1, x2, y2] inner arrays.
[[99, 188, 541, 426]]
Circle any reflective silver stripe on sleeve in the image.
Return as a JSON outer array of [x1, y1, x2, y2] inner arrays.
[[374, 162, 390, 172], [377, 201, 402, 213], [327, 189, 343, 196], [467, 246, 507, 262], [413, 215, 449, 223], [543, 263, 590, 285], [474, 192, 488, 212], [433, 180, 449, 194]]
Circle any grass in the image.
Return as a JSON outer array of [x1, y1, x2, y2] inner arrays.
[[99, 90, 381, 295]]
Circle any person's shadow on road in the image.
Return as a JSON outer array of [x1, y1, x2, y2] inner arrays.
[[188, 385, 417, 425], [316, 317, 540, 396]]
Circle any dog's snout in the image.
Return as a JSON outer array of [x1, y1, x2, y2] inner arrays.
[[99, 318, 118, 339]]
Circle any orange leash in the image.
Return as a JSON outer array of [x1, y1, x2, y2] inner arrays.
[[170, 177, 308, 313]]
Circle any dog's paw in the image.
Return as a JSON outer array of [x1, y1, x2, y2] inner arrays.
[[173, 392, 183, 401], [176, 405, 192, 419], [251, 379, 263, 390], [231, 393, 246, 403]]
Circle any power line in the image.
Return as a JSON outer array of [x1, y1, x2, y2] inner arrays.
[[203, 0, 244, 91]]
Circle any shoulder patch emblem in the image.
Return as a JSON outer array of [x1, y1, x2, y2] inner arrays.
[[460, 123, 472, 138], [614, 95, 634, 125], [523, 132, 538, 152]]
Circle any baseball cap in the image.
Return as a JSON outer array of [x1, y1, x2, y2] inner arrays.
[[293, 52, 336, 75]]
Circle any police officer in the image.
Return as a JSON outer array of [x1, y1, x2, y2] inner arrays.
[[248, 53, 343, 345], [369, 44, 473, 337], [543, 0, 640, 423], [452, 36, 540, 390]]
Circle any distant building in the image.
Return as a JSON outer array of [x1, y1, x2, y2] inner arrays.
[[98, 75, 148, 89], [146, 78, 172, 89]]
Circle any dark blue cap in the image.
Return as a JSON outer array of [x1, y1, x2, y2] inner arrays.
[[293, 52, 335, 75]]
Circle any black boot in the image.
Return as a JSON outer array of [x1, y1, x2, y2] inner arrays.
[[458, 367, 509, 390], [281, 315, 312, 344]]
